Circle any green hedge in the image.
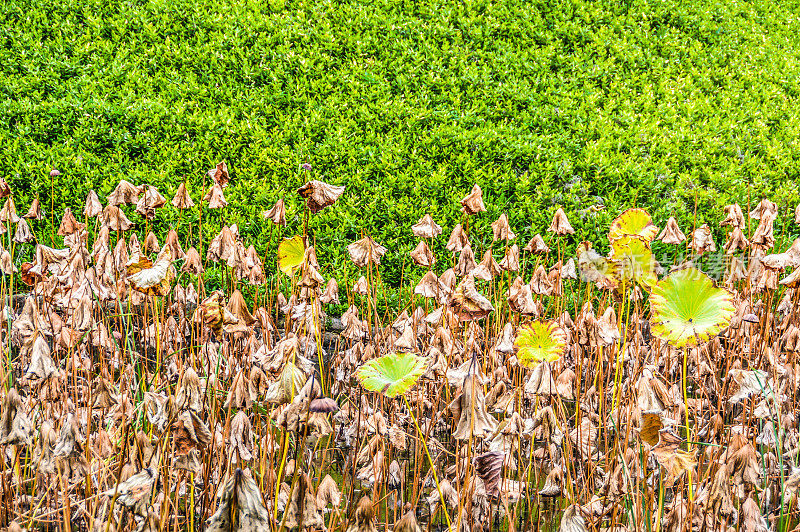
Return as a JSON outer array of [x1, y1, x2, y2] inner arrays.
[[2, 0, 799, 305]]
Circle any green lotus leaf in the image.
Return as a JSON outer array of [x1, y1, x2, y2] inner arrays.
[[650, 267, 735, 348], [515, 321, 567, 368], [608, 209, 659, 243], [277, 235, 305, 276], [610, 236, 657, 289], [356, 352, 427, 398]]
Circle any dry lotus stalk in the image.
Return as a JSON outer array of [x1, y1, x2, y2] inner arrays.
[[460, 184, 486, 215], [347, 236, 387, 267], [410, 240, 435, 267], [297, 180, 345, 213], [657, 217, 686, 244], [412, 214, 442, 238], [524, 234, 550, 254], [491, 213, 515, 241], [445, 223, 468, 253], [262, 198, 286, 226], [172, 182, 195, 209], [548, 207, 575, 235]]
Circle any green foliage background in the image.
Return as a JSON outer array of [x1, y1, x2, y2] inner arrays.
[[2, 0, 800, 304]]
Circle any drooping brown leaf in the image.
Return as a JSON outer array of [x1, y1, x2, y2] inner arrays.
[[206, 468, 271, 532], [208, 162, 230, 187], [491, 213, 515, 241], [448, 275, 494, 322], [262, 199, 286, 226], [412, 214, 442, 238], [347, 236, 387, 267], [171, 182, 195, 209], [460, 184, 486, 215], [297, 180, 345, 213], [474, 450, 504, 497], [548, 207, 575, 235], [657, 217, 686, 245], [107, 180, 141, 205]]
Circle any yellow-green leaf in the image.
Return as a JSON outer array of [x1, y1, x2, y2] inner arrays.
[[608, 208, 659, 243], [277, 235, 305, 276]]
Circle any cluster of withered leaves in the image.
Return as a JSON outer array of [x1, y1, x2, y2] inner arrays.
[[0, 175, 799, 532]]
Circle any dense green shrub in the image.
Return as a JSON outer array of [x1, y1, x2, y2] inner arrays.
[[1, 0, 799, 305]]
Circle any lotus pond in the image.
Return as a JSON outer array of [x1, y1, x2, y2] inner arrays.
[[0, 173, 797, 532]]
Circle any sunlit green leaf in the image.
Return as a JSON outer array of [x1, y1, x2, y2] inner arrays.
[[515, 321, 567, 367], [277, 235, 305, 276], [610, 236, 657, 289], [608, 209, 659, 243], [650, 267, 734, 348], [356, 352, 427, 398]]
